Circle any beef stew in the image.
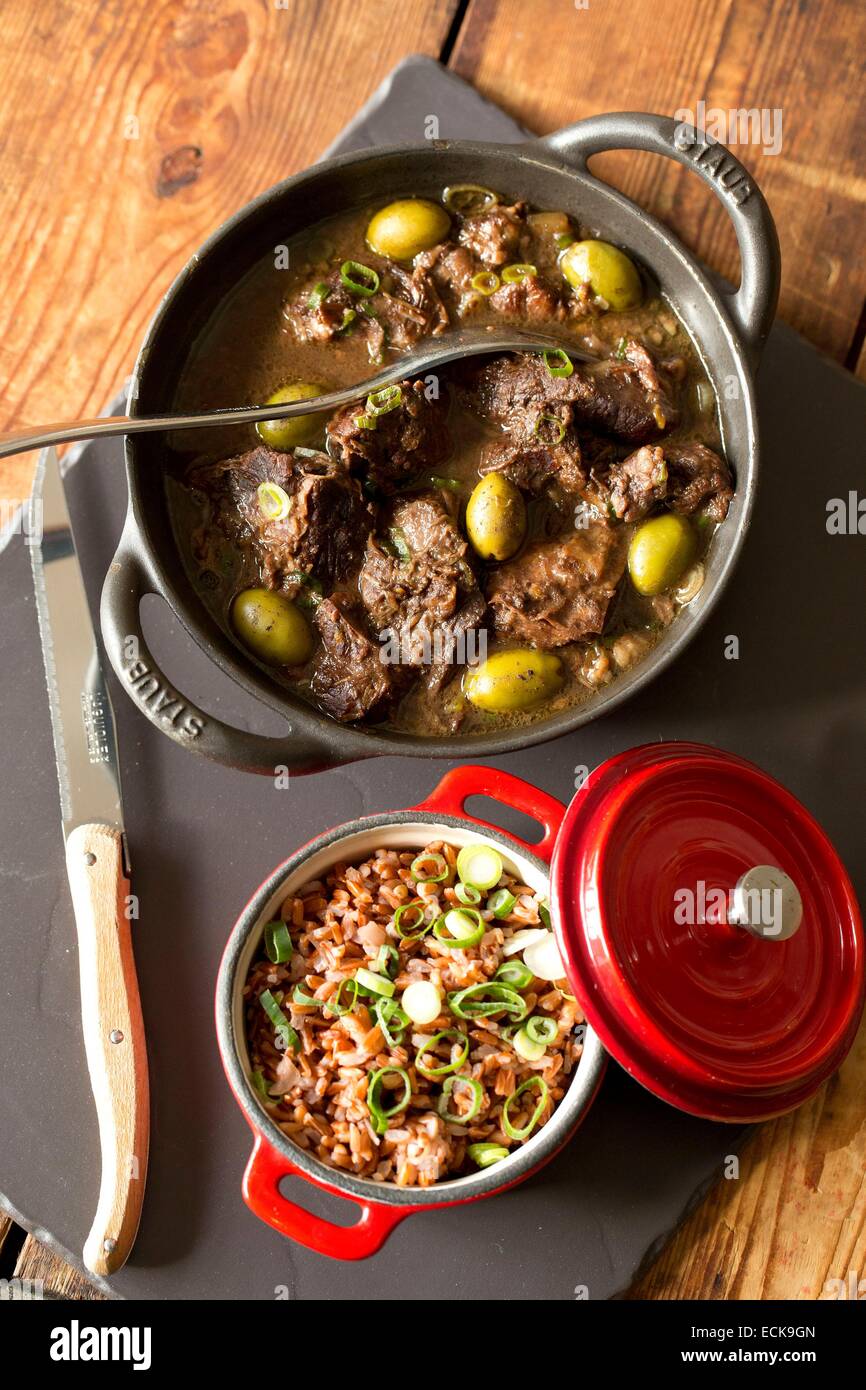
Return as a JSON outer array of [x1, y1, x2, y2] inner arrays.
[[168, 187, 730, 737]]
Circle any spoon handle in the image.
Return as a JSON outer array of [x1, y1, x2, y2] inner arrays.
[[0, 378, 397, 460], [0, 400, 345, 461], [0, 333, 591, 461]]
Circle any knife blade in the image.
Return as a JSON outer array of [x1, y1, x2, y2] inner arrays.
[[31, 447, 149, 1278]]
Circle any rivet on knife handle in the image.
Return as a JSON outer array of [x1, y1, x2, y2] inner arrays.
[[65, 823, 149, 1277]]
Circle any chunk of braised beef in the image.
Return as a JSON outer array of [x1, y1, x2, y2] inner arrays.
[[418, 240, 578, 325], [188, 446, 373, 591], [287, 260, 447, 356], [359, 493, 486, 691], [286, 270, 359, 344], [457, 201, 530, 267], [372, 261, 449, 349], [479, 431, 586, 498], [415, 244, 479, 316], [486, 522, 627, 648], [664, 442, 733, 522], [310, 596, 400, 723], [462, 341, 679, 446], [567, 340, 680, 443], [488, 273, 572, 324], [326, 379, 451, 492], [604, 444, 669, 522]]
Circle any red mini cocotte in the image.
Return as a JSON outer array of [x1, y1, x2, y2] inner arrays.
[[216, 743, 863, 1259]]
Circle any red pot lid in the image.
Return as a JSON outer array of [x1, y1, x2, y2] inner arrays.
[[550, 742, 864, 1122]]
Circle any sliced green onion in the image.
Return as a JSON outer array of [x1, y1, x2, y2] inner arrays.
[[410, 851, 449, 884], [513, 1025, 546, 1062], [393, 899, 432, 941], [428, 474, 462, 491], [526, 1015, 558, 1045], [443, 183, 499, 215], [470, 270, 500, 296], [543, 348, 574, 378], [415, 1028, 469, 1078], [501, 262, 537, 283], [433, 908, 485, 950], [468, 1141, 509, 1168], [264, 919, 293, 964], [538, 901, 552, 929], [447, 982, 528, 1021], [375, 943, 400, 979], [502, 1076, 549, 1140], [534, 413, 566, 446], [454, 882, 482, 907], [373, 997, 410, 1048], [488, 888, 517, 918], [456, 843, 503, 891], [401, 979, 442, 1025], [438, 1075, 483, 1124], [495, 959, 533, 989], [366, 384, 402, 416], [251, 1069, 271, 1101], [339, 307, 357, 332], [292, 983, 319, 1007], [322, 977, 360, 1017], [259, 989, 300, 1053], [257, 482, 291, 522], [554, 233, 574, 252], [307, 280, 330, 309], [388, 526, 411, 563], [339, 260, 380, 297], [354, 966, 395, 999], [367, 1066, 412, 1135], [615, 336, 629, 361], [354, 411, 378, 430]]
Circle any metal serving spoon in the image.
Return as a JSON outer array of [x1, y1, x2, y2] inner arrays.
[[0, 327, 597, 461]]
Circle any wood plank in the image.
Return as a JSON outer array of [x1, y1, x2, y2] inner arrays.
[[0, 1213, 14, 1261], [451, 0, 866, 369], [15, 1235, 103, 1300], [630, 1018, 866, 1300], [0, 0, 459, 504]]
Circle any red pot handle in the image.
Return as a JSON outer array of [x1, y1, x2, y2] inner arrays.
[[416, 765, 566, 866], [242, 1134, 414, 1260]]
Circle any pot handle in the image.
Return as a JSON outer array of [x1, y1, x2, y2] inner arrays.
[[417, 765, 566, 865], [242, 1133, 413, 1260], [535, 112, 780, 368], [100, 529, 333, 776]]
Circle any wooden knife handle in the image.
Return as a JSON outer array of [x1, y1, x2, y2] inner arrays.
[[65, 823, 149, 1276]]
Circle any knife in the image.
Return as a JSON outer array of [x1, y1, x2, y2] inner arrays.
[[30, 447, 149, 1278]]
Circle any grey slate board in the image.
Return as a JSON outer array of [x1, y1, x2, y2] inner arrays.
[[1, 56, 864, 1301]]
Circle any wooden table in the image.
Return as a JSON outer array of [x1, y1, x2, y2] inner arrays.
[[1, 0, 864, 1302]]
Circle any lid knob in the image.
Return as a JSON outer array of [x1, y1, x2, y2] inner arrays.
[[728, 864, 803, 942]]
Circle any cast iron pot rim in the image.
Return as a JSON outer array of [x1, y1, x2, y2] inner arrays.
[[216, 807, 607, 1207], [122, 131, 760, 764]]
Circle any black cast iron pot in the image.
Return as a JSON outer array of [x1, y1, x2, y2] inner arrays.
[[101, 112, 780, 774]]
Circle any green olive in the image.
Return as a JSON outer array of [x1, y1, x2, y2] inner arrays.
[[231, 587, 313, 666], [365, 199, 451, 261], [628, 513, 697, 596], [465, 473, 527, 561], [560, 239, 642, 311], [256, 382, 328, 450], [463, 650, 563, 712]]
